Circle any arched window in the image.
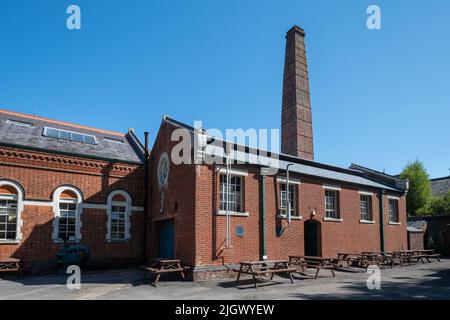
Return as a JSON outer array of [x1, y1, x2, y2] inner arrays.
[[0, 180, 24, 242], [52, 186, 83, 242], [106, 190, 132, 241]]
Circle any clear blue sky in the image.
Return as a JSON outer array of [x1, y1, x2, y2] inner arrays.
[[1, 0, 449, 178]]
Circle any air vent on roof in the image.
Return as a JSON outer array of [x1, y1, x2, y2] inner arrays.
[[6, 119, 33, 128], [43, 127, 97, 145], [104, 137, 124, 144]]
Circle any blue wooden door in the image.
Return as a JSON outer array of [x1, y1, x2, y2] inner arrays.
[[159, 220, 174, 259]]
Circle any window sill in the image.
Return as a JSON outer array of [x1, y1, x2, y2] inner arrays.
[[52, 239, 81, 244], [388, 221, 401, 225], [107, 239, 130, 243], [360, 220, 375, 224], [277, 214, 302, 220], [323, 217, 343, 222], [0, 240, 20, 245], [217, 211, 249, 217]]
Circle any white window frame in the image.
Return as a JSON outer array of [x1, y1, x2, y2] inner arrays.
[[219, 173, 244, 214], [278, 182, 299, 218], [324, 189, 339, 219], [0, 180, 24, 243], [106, 190, 132, 242], [52, 186, 83, 242], [57, 199, 78, 241], [360, 194, 373, 222], [388, 197, 400, 224]]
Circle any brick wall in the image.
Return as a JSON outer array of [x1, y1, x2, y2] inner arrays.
[[0, 146, 144, 271], [192, 162, 408, 274], [148, 121, 197, 266], [148, 122, 408, 280]]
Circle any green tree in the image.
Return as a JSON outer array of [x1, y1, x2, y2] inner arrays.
[[428, 192, 450, 215], [400, 159, 432, 216]]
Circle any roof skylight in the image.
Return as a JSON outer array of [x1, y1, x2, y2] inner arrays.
[[43, 127, 97, 145], [6, 119, 33, 128], [104, 137, 124, 144]]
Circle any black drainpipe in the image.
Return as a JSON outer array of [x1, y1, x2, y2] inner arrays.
[[142, 132, 150, 263], [378, 189, 385, 253]]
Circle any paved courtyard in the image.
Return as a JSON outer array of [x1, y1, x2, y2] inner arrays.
[[1, 259, 449, 300]]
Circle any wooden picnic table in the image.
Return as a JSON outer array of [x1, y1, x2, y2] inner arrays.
[[336, 253, 380, 268], [235, 260, 296, 288], [393, 249, 441, 264], [361, 251, 403, 268], [289, 256, 336, 279], [0, 258, 22, 276], [141, 258, 187, 286]]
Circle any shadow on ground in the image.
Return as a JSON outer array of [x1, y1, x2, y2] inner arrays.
[[0, 268, 186, 287], [290, 267, 450, 299]]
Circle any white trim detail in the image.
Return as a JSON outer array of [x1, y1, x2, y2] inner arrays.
[[323, 184, 341, 191], [387, 196, 400, 200], [360, 220, 375, 224], [0, 240, 20, 244], [106, 190, 132, 242], [23, 200, 53, 207], [359, 191, 374, 196], [217, 210, 249, 217], [323, 217, 343, 222], [388, 221, 401, 225], [51, 186, 83, 242], [81, 203, 107, 210], [277, 214, 303, 220], [217, 167, 248, 177], [21, 200, 143, 212], [0, 180, 24, 241], [277, 177, 301, 185]]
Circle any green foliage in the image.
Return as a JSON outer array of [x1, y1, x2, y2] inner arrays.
[[426, 192, 450, 215], [400, 159, 432, 216]]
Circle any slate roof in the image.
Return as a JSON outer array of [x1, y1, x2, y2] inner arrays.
[[407, 226, 423, 233], [0, 109, 144, 164], [162, 116, 407, 193], [408, 219, 427, 230], [430, 176, 450, 197]]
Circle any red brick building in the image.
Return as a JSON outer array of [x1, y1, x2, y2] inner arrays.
[[0, 110, 146, 272], [0, 25, 409, 279], [147, 26, 409, 280]]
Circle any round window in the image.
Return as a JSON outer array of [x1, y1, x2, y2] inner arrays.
[[157, 152, 169, 188]]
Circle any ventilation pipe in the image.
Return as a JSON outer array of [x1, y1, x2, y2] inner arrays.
[[225, 151, 232, 248], [142, 132, 150, 262], [260, 170, 267, 260], [286, 163, 294, 226], [378, 189, 385, 253]]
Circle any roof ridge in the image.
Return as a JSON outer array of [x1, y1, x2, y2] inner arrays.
[[162, 116, 403, 183], [0, 109, 124, 137], [430, 176, 450, 181]]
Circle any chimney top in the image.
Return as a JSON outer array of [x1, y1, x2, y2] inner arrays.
[[286, 25, 305, 37], [280, 25, 314, 160]]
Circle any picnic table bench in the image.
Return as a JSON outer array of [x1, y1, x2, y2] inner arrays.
[[141, 258, 187, 286], [235, 260, 296, 288], [361, 251, 404, 268], [393, 250, 441, 265], [289, 256, 336, 279], [336, 253, 380, 268], [421, 249, 441, 262], [0, 258, 23, 277]]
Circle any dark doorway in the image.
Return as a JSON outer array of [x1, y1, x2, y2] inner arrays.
[[158, 219, 175, 259], [304, 220, 321, 257]]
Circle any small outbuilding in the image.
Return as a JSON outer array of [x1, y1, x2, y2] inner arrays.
[[407, 223, 425, 251]]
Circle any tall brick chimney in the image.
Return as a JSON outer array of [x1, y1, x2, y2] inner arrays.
[[281, 25, 314, 160]]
